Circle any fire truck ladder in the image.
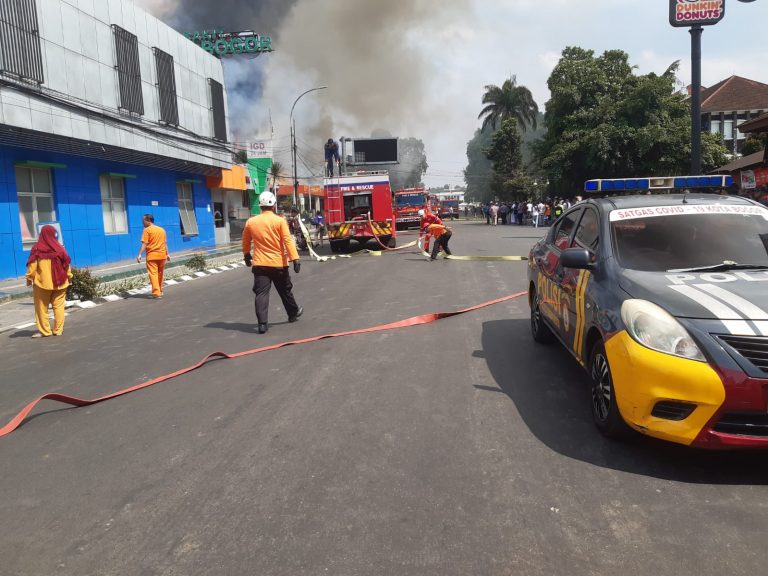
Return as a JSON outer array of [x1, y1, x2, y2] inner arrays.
[[325, 174, 343, 223]]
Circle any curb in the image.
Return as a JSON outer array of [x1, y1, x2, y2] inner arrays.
[[0, 259, 246, 335], [0, 249, 242, 305]]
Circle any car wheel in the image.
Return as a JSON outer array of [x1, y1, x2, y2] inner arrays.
[[530, 290, 555, 344], [589, 340, 630, 438]]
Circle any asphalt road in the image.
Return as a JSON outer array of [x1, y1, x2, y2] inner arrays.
[[2, 221, 768, 576]]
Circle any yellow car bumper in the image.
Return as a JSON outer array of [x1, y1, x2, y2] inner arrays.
[[605, 331, 725, 446]]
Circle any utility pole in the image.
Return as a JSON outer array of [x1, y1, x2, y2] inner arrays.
[[669, 0, 726, 175], [690, 25, 703, 175], [290, 86, 327, 211]]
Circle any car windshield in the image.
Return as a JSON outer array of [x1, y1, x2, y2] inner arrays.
[[396, 194, 424, 207], [610, 207, 768, 272]]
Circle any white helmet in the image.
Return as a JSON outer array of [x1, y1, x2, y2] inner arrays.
[[418, 209, 425, 217], [259, 191, 277, 207]]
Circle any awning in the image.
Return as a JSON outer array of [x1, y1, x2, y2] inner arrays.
[[206, 165, 248, 190], [739, 112, 768, 134], [713, 150, 766, 173], [276, 184, 324, 197]]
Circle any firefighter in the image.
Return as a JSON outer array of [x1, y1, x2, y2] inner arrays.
[[418, 208, 452, 261], [324, 138, 340, 177], [287, 205, 307, 251], [243, 191, 303, 334]]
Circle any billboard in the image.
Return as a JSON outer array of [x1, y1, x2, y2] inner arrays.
[[351, 138, 399, 165], [184, 30, 273, 57], [233, 139, 274, 215], [233, 140, 273, 159], [669, 0, 725, 27]]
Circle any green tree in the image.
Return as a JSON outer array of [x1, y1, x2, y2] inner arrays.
[[486, 119, 530, 200], [536, 48, 728, 195], [478, 76, 539, 133], [464, 127, 494, 202], [269, 161, 284, 191], [388, 137, 428, 191], [741, 134, 767, 157]]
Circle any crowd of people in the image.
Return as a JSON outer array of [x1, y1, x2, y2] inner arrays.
[[463, 198, 580, 227]]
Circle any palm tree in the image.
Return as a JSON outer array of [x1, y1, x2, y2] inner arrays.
[[478, 75, 539, 133], [269, 161, 284, 191]]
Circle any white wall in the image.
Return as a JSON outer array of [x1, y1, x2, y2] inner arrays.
[[0, 0, 230, 168]]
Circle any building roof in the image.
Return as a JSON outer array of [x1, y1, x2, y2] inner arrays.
[[700, 76, 768, 114], [740, 111, 768, 134], [713, 150, 766, 174]]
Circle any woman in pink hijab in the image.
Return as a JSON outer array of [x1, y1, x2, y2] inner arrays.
[[25, 225, 72, 337]]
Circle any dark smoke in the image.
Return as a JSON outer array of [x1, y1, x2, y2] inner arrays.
[[136, 0, 473, 178]]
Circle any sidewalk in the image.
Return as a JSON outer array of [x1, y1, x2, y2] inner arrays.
[[0, 244, 243, 334]]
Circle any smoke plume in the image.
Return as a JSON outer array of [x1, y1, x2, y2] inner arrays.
[[136, 0, 474, 177]]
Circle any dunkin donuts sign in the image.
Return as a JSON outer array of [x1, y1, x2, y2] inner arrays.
[[669, 0, 726, 27]]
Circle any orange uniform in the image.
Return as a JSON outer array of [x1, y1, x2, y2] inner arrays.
[[420, 212, 446, 252], [140, 224, 168, 297], [26, 258, 72, 336], [242, 211, 300, 267]]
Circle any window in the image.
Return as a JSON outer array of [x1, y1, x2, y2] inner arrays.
[[723, 119, 734, 140], [736, 119, 746, 141], [551, 209, 581, 252], [177, 182, 198, 235], [710, 120, 721, 135], [153, 48, 178, 125], [113, 25, 144, 115], [0, 0, 44, 84], [100, 175, 128, 234], [611, 213, 768, 272], [16, 166, 54, 242], [209, 78, 227, 142], [573, 209, 599, 252]]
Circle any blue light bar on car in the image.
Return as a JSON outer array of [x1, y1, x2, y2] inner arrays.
[[584, 175, 733, 193]]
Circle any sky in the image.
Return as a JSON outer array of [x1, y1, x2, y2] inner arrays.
[[134, 0, 768, 187]]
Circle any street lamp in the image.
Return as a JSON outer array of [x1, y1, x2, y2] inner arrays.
[[290, 86, 327, 210]]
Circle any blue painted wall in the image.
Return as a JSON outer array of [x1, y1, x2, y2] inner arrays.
[[0, 144, 216, 280]]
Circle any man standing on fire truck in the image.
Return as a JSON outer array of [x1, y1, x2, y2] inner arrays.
[[243, 191, 303, 334], [419, 208, 452, 260]]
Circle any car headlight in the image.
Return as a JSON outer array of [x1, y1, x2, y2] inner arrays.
[[620, 299, 706, 362]]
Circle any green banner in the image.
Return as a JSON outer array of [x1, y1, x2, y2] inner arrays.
[[247, 158, 273, 215]]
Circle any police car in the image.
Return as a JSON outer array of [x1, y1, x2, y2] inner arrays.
[[528, 175, 768, 448]]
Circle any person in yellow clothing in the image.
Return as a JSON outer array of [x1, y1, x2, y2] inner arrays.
[[242, 191, 302, 334], [25, 225, 73, 338], [136, 214, 170, 298]]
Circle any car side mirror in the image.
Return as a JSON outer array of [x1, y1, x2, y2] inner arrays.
[[560, 248, 593, 270]]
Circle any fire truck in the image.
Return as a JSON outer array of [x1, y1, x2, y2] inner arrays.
[[438, 196, 460, 220], [324, 171, 396, 252], [393, 187, 429, 230]]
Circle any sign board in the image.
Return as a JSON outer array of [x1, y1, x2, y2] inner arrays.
[[350, 138, 399, 165], [233, 140, 273, 159], [669, 0, 725, 27], [741, 170, 756, 189], [184, 30, 273, 57], [36, 221, 64, 246]]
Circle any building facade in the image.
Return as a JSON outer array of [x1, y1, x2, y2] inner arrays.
[[0, 0, 231, 280], [700, 76, 768, 156]]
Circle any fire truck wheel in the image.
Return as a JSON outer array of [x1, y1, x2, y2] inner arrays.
[[330, 239, 349, 253], [383, 235, 396, 248]]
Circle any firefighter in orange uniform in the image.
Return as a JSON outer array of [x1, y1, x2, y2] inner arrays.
[[419, 208, 453, 260], [242, 191, 303, 334], [136, 214, 170, 298]]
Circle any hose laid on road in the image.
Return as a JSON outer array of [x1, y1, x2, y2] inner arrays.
[[416, 237, 528, 261], [0, 292, 528, 438], [366, 214, 419, 252]]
